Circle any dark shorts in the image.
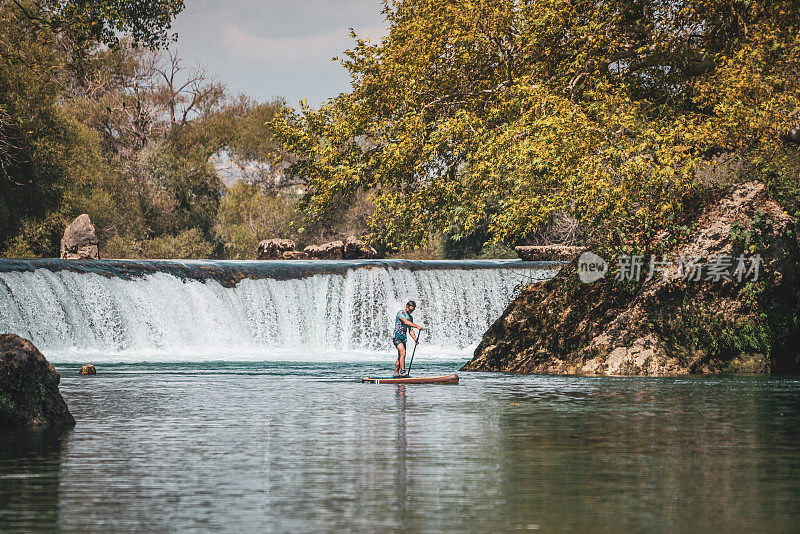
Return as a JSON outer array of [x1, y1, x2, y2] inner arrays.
[[393, 337, 406, 347]]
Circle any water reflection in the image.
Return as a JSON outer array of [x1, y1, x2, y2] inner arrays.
[[394, 385, 408, 520], [492, 377, 800, 532], [3, 365, 800, 532], [0, 429, 70, 532]]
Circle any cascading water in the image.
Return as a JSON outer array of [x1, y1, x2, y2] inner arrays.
[[0, 259, 557, 362]]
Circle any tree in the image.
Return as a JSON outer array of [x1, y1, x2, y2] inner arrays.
[[176, 95, 290, 190], [0, 1, 109, 255], [153, 49, 225, 128], [0, 0, 186, 254], [216, 181, 299, 259], [8, 0, 184, 52], [275, 0, 800, 253]]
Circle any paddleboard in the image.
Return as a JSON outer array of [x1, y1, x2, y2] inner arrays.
[[361, 374, 459, 384]]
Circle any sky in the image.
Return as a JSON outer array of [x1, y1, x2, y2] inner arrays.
[[171, 0, 388, 108]]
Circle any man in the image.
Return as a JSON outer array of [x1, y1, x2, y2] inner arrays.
[[393, 300, 423, 378]]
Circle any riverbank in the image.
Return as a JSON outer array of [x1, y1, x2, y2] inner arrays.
[[463, 182, 800, 375]]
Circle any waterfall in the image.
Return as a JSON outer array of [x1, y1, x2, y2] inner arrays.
[[0, 259, 557, 362]]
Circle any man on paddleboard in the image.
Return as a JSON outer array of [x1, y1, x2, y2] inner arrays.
[[393, 300, 423, 377]]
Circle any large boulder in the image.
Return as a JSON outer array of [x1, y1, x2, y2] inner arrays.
[[343, 236, 378, 259], [0, 334, 75, 429], [463, 182, 800, 375], [305, 240, 345, 260], [60, 214, 99, 260], [257, 238, 296, 260]]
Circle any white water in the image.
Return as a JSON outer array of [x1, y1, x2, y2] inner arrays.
[[0, 263, 554, 362]]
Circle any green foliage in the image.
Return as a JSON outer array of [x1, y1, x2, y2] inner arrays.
[[103, 228, 213, 259], [442, 228, 489, 259], [2, 215, 65, 258], [478, 242, 518, 259], [672, 305, 772, 361], [0, 392, 14, 411], [728, 210, 776, 255], [761, 150, 800, 232], [217, 181, 301, 259], [0, 0, 211, 257], [275, 0, 800, 254], [647, 278, 799, 370], [134, 142, 222, 238], [0, 5, 71, 253], [213, 97, 285, 165], [172, 96, 286, 179], [0, 0, 297, 259], [35, 375, 46, 403], [18, 0, 184, 51], [436, 227, 518, 259], [141, 228, 214, 259]]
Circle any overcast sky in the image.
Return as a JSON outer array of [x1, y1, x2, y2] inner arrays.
[[171, 0, 387, 108]]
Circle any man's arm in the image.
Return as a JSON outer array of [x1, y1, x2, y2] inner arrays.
[[400, 318, 423, 330], [400, 318, 423, 343], [409, 328, 419, 343]]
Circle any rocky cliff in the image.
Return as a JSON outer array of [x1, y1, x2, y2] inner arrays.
[[463, 183, 800, 375]]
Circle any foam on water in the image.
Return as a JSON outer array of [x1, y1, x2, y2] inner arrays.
[[0, 260, 556, 362]]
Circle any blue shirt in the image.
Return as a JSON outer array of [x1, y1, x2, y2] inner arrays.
[[394, 310, 413, 341]]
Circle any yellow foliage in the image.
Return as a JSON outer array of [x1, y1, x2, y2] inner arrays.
[[275, 0, 800, 252]]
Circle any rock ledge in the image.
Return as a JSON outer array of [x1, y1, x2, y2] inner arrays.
[[464, 182, 800, 375]]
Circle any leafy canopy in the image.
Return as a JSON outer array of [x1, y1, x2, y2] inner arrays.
[[275, 0, 800, 252], [11, 0, 185, 50]]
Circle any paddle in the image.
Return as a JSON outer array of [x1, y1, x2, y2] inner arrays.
[[405, 328, 422, 376]]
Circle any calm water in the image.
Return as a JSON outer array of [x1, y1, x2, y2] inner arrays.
[[2, 361, 800, 533]]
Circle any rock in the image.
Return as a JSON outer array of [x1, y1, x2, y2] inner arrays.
[[304, 238, 377, 260], [60, 214, 100, 260], [515, 245, 585, 261], [304, 240, 345, 260], [463, 182, 800, 376], [781, 126, 800, 145], [344, 236, 378, 259], [257, 238, 296, 260], [281, 250, 308, 260], [303, 245, 323, 258], [79, 364, 96, 375], [0, 334, 75, 429]]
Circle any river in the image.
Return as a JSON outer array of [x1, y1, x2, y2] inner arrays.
[[2, 363, 800, 532], [1, 260, 799, 532]]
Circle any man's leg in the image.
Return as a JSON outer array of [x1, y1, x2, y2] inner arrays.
[[395, 343, 406, 375]]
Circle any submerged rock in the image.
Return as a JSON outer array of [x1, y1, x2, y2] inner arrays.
[[0, 334, 75, 429], [60, 214, 100, 260], [79, 364, 96, 375], [257, 238, 296, 260], [463, 182, 800, 376]]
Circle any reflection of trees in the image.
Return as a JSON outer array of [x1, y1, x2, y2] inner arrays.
[[493, 379, 800, 531], [260, 377, 800, 531], [0, 429, 70, 531]]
